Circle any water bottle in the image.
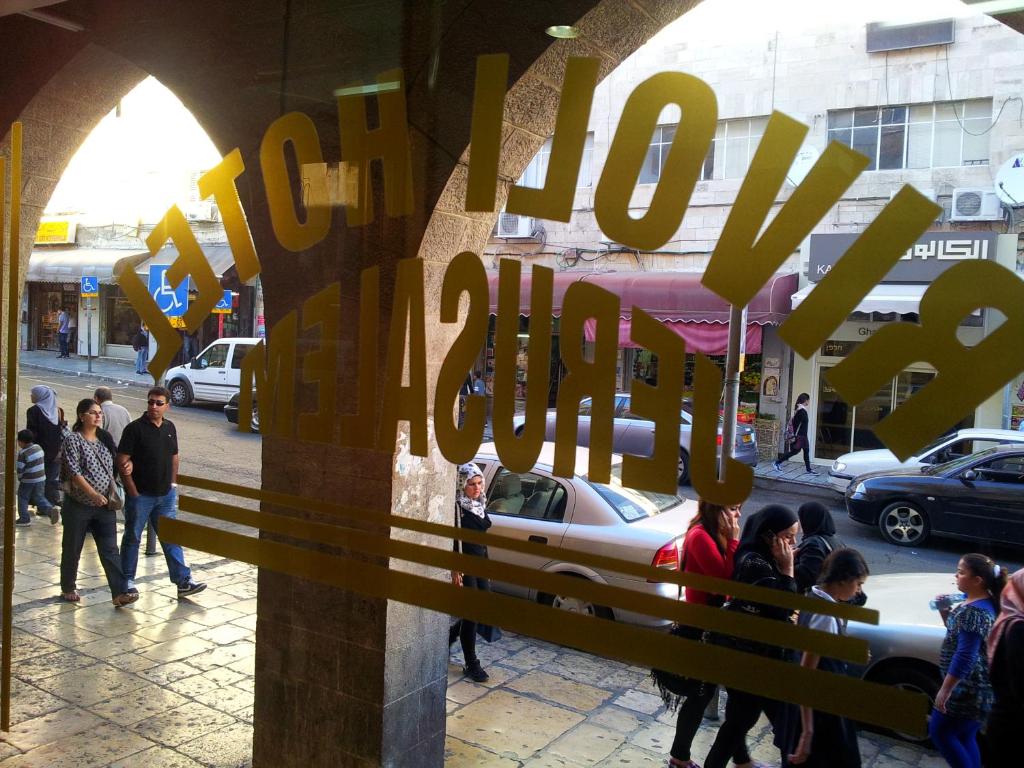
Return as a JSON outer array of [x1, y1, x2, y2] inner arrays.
[[929, 592, 966, 611]]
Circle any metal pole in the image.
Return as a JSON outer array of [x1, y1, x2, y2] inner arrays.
[[719, 305, 743, 480], [87, 298, 93, 373], [2, 122, 22, 732]]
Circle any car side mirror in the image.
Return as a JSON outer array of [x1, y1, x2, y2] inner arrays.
[[961, 470, 977, 484]]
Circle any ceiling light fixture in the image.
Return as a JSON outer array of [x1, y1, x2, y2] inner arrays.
[[545, 25, 580, 39]]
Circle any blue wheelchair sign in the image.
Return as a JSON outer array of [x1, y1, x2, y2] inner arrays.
[[80, 276, 99, 297], [148, 265, 188, 317], [213, 290, 232, 312]]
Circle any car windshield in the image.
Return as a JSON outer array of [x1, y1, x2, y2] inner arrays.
[[914, 433, 957, 458], [924, 445, 1000, 475], [584, 465, 682, 522]]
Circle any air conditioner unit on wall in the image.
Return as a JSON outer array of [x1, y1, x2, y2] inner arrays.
[[495, 213, 534, 238], [950, 187, 1003, 222]]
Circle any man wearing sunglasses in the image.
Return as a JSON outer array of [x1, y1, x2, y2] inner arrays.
[[116, 386, 206, 598]]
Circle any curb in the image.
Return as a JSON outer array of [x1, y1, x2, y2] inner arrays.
[[753, 474, 839, 501], [19, 361, 155, 390]]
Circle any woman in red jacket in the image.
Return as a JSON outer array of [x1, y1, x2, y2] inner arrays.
[[669, 499, 759, 768]]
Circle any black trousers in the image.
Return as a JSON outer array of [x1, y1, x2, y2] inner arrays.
[[777, 436, 812, 471], [671, 685, 751, 763], [449, 573, 489, 666], [60, 496, 126, 597], [704, 688, 785, 768]]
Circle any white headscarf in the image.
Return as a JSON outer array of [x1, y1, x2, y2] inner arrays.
[[456, 462, 487, 519], [30, 386, 58, 425]]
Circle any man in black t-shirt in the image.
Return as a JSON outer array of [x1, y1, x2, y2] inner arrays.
[[116, 386, 206, 598]]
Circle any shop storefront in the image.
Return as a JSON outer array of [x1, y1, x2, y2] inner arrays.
[[483, 270, 798, 416], [792, 231, 1014, 461], [27, 281, 79, 353]]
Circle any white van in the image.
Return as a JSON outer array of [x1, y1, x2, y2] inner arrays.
[[162, 337, 261, 407]]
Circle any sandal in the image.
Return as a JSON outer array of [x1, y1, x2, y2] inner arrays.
[[112, 592, 139, 608], [60, 591, 80, 602]]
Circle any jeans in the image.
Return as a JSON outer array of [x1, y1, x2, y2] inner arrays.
[[57, 331, 68, 357], [121, 489, 191, 587], [135, 347, 148, 374], [17, 481, 52, 522], [60, 496, 127, 597], [44, 458, 62, 506], [929, 709, 982, 768]]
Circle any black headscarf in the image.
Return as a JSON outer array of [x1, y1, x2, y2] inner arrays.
[[736, 504, 799, 565], [798, 501, 836, 538]]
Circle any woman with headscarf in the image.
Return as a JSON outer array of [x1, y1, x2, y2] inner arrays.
[[987, 567, 1024, 762], [449, 462, 494, 683], [794, 501, 843, 594], [26, 385, 65, 517], [703, 504, 800, 768]]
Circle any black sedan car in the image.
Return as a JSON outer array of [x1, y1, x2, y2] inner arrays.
[[846, 444, 1024, 547], [224, 393, 259, 433]]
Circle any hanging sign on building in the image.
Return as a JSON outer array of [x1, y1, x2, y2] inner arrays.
[[809, 231, 997, 282], [34, 219, 75, 245]]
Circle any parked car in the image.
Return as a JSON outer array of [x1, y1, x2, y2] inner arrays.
[[847, 572, 947, 743], [511, 393, 757, 484], [224, 392, 259, 433], [828, 427, 1024, 493], [161, 337, 261, 407], [473, 442, 698, 628], [846, 444, 1024, 547]]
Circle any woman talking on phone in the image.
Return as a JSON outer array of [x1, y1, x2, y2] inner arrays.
[[703, 505, 800, 768], [667, 499, 754, 768]]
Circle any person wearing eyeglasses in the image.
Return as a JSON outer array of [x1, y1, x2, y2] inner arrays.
[[116, 386, 206, 599], [59, 399, 137, 607]]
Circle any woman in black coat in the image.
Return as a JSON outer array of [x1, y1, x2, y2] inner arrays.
[[449, 462, 495, 683], [794, 502, 843, 593], [774, 393, 815, 475], [703, 505, 800, 768], [986, 567, 1024, 763], [26, 385, 65, 510]]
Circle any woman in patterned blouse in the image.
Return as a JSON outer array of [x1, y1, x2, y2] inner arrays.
[[929, 553, 1007, 768], [59, 398, 138, 607]]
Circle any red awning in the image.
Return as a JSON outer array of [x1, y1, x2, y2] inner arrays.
[[486, 270, 798, 325]]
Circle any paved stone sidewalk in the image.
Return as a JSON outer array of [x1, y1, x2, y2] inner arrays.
[[0, 519, 937, 767]]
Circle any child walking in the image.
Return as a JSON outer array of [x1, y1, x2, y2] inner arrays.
[[15, 429, 55, 525]]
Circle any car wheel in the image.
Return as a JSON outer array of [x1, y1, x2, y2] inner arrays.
[[866, 663, 939, 744], [877, 501, 930, 546], [539, 574, 613, 621], [168, 379, 193, 407], [678, 449, 691, 485], [250, 403, 260, 432]]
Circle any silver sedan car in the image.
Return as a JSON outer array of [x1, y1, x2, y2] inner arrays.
[[512, 393, 757, 484], [474, 442, 698, 628]]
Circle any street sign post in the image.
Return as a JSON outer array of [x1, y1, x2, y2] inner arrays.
[[147, 265, 188, 317], [212, 290, 232, 314], [80, 275, 98, 372]]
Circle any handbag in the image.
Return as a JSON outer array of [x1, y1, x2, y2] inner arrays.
[[107, 479, 124, 512], [650, 541, 707, 709]]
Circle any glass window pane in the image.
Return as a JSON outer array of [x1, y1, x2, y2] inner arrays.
[[748, 116, 768, 136], [964, 99, 992, 119], [715, 122, 726, 139], [828, 110, 852, 129], [962, 122, 990, 165], [660, 124, 677, 143], [726, 119, 748, 138], [725, 137, 748, 178], [853, 108, 879, 127], [909, 104, 933, 123], [935, 102, 958, 122], [933, 120, 961, 166], [578, 132, 594, 187], [639, 145, 661, 183], [878, 125, 905, 169], [828, 128, 852, 148], [906, 123, 932, 168], [881, 106, 906, 125], [702, 141, 715, 180], [748, 133, 762, 165], [712, 138, 725, 180], [852, 126, 878, 170]]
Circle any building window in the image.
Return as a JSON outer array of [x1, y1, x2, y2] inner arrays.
[[827, 100, 992, 170], [103, 285, 139, 346], [639, 117, 767, 184], [519, 132, 595, 189]]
